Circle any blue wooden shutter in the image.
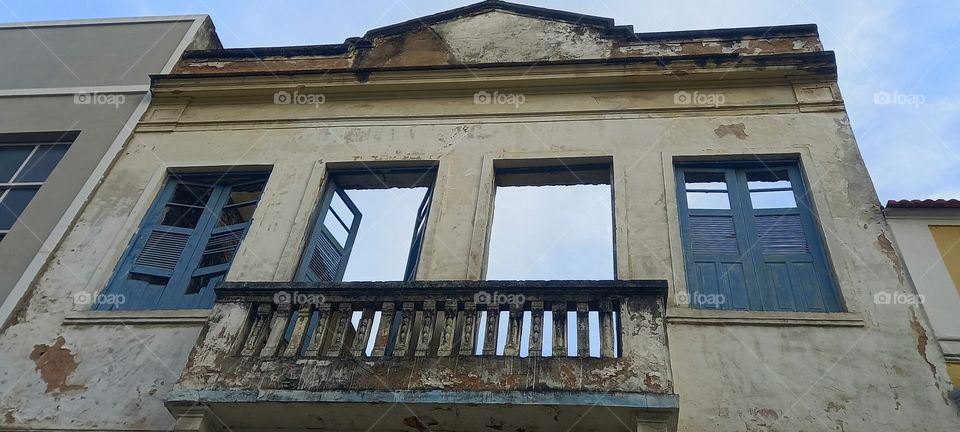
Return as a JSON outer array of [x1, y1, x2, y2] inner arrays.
[[737, 166, 840, 312], [160, 178, 267, 309], [296, 180, 362, 282], [99, 174, 267, 310], [403, 185, 433, 282], [677, 163, 841, 312], [676, 169, 760, 310]]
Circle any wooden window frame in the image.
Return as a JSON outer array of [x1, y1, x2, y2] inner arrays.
[[97, 171, 270, 310], [675, 160, 842, 312]]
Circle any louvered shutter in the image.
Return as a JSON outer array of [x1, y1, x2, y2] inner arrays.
[[403, 186, 433, 281], [98, 174, 268, 310], [296, 181, 362, 282], [677, 163, 841, 313], [738, 167, 840, 312], [677, 169, 758, 310], [97, 179, 219, 310]]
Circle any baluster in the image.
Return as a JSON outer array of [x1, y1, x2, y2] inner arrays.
[[303, 303, 332, 357], [282, 304, 313, 357], [325, 303, 352, 357], [260, 302, 292, 357], [416, 301, 437, 357], [437, 300, 458, 357], [503, 303, 523, 356], [350, 307, 375, 357], [459, 302, 478, 356], [240, 304, 272, 356], [577, 302, 590, 357], [552, 303, 567, 357], [529, 301, 544, 357], [371, 302, 395, 357], [599, 300, 615, 358], [483, 304, 500, 356], [392, 302, 415, 357]]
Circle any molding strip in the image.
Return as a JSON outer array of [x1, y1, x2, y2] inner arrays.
[[63, 309, 210, 326], [0, 85, 149, 98], [668, 308, 865, 327]]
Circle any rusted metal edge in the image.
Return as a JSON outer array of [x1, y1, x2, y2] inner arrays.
[[166, 389, 680, 409]]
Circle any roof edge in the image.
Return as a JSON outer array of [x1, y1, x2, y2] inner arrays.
[[885, 199, 960, 209], [0, 14, 210, 29], [179, 22, 821, 62], [635, 23, 818, 41], [154, 51, 837, 84]]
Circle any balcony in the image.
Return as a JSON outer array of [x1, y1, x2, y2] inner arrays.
[[167, 280, 677, 432]]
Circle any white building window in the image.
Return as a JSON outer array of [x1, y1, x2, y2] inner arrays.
[[0, 132, 75, 241]]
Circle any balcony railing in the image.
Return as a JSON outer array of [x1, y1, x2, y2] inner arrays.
[[168, 280, 678, 432]]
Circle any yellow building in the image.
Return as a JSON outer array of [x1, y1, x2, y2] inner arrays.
[[886, 199, 960, 396]]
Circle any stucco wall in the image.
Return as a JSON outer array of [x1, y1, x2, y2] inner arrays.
[[0, 20, 193, 89], [0, 74, 957, 430]]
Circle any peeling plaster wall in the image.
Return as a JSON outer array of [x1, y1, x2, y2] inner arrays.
[[0, 76, 958, 430], [430, 11, 612, 63]]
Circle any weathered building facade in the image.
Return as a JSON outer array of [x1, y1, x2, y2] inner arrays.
[[1, 1, 958, 431]]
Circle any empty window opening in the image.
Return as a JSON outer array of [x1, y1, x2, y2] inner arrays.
[[287, 165, 436, 350], [295, 165, 437, 283], [485, 162, 614, 280]]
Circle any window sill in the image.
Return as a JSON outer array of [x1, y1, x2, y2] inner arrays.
[[667, 307, 864, 327], [63, 309, 211, 326]]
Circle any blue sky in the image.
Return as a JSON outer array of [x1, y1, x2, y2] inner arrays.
[[2, 0, 956, 203]]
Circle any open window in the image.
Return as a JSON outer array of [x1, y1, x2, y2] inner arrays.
[[480, 159, 616, 357], [485, 159, 614, 280], [296, 164, 437, 283]]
